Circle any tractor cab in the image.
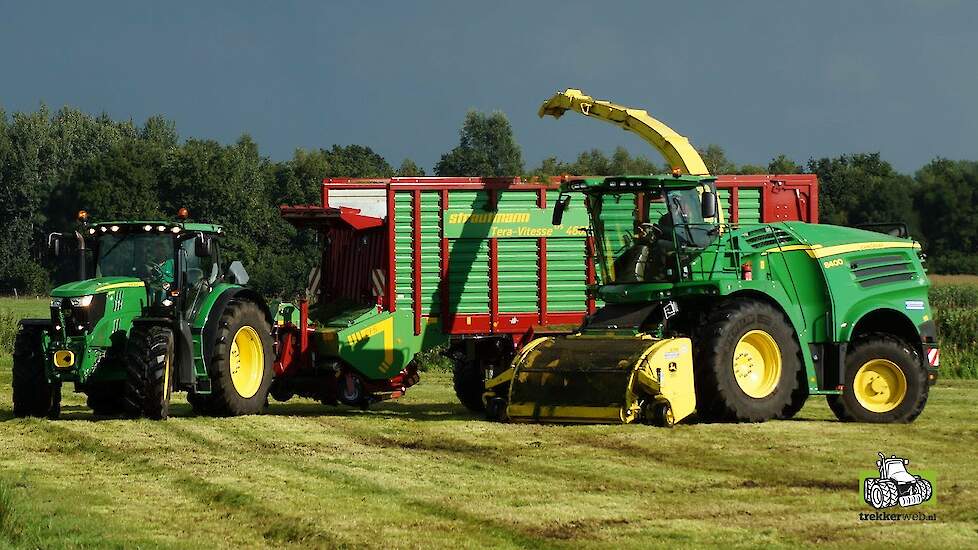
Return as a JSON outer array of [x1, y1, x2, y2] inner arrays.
[[554, 174, 720, 288], [48, 210, 228, 323]]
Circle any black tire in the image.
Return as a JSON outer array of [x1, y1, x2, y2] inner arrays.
[[453, 358, 488, 412], [779, 369, 810, 419], [12, 325, 56, 418], [124, 325, 175, 420], [87, 381, 126, 416], [694, 299, 802, 422], [827, 335, 927, 423], [187, 391, 214, 415], [207, 300, 274, 416]]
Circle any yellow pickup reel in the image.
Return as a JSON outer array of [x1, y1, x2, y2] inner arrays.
[[484, 335, 696, 426]]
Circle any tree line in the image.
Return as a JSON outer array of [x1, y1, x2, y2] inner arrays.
[[1, 106, 975, 298]]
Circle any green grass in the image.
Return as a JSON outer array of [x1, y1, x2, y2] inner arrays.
[[0, 357, 977, 548]]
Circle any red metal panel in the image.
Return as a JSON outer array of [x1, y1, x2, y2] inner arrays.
[[440, 189, 449, 321], [412, 190, 422, 335], [489, 238, 499, 333], [730, 187, 739, 223], [715, 174, 818, 223], [442, 313, 584, 335], [386, 185, 396, 311], [585, 236, 597, 314]]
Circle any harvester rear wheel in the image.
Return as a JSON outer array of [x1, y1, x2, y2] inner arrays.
[[12, 325, 58, 418], [827, 335, 927, 423], [207, 300, 273, 416], [124, 325, 175, 420], [694, 299, 801, 422]]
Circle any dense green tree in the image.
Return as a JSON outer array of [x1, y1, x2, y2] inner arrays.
[[698, 144, 736, 175], [806, 153, 917, 231], [915, 159, 978, 272], [396, 158, 425, 177], [435, 111, 523, 176], [768, 154, 803, 174]]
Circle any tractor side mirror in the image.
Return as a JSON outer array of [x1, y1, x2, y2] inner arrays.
[[701, 192, 718, 219], [226, 261, 250, 285], [195, 234, 212, 257], [552, 194, 571, 225]]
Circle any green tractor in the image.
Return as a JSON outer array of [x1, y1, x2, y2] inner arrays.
[[484, 174, 940, 425], [12, 210, 275, 420]]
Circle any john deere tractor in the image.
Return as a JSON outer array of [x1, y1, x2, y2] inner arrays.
[[12, 210, 274, 420], [483, 174, 939, 425]]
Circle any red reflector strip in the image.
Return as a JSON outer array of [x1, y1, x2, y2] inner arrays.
[[927, 348, 940, 367]]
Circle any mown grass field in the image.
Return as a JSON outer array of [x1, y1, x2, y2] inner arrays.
[[1, 293, 977, 549]]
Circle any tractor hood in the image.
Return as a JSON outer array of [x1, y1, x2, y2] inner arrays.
[[51, 276, 145, 298]]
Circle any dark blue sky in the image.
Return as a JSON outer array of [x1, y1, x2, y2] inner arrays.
[[2, 1, 975, 173]]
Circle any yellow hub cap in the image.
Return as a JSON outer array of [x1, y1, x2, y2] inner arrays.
[[229, 326, 264, 399], [733, 330, 782, 398], [853, 359, 907, 413]]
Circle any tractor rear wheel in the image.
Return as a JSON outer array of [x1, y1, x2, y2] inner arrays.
[[207, 300, 273, 416], [694, 299, 802, 422], [12, 325, 58, 418], [124, 325, 175, 420], [827, 335, 927, 423]]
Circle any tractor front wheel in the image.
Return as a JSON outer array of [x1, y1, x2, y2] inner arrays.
[[207, 300, 273, 416], [124, 325, 175, 420], [12, 325, 59, 419], [827, 336, 927, 423]]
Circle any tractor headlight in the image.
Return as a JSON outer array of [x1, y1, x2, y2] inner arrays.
[[50, 298, 61, 307], [69, 295, 94, 308]]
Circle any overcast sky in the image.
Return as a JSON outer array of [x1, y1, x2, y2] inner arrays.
[[2, 1, 975, 173]]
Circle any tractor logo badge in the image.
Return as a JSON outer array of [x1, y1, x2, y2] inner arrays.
[[862, 452, 934, 509]]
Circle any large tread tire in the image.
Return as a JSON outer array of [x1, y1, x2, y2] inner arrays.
[[206, 300, 274, 416], [779, 369, 810, 419], [124, 325, 175, 420], [12, 325, 57, 418], [453, 358, 487, 412], [827, 335, 927, 423], [694, 299, 802, 422]]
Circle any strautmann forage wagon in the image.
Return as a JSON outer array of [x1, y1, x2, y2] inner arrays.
[[271, 173, 850, 423]]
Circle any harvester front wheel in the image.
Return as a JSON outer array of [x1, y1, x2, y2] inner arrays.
[[827, 336, 927, 423], [207, 300, 273, 416], [695, 300, 801, 422], [12, 325, 58, 418], [124, 325, 175, 420]]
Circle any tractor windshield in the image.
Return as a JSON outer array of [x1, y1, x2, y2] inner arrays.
[[96, 233, 175, 281], [588, 185, 718, 284]]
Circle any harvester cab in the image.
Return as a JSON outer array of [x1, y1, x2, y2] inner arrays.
[[12, 210, 274, 420]]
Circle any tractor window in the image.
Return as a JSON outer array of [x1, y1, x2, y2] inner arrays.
[[96, 234, 175, 280], [179, 237, 218, 286]]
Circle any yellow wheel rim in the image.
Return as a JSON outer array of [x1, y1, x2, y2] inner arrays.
[[229, 326, 264, 399], [733, 330, 782, 398], [853, 359, 907, 413]]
